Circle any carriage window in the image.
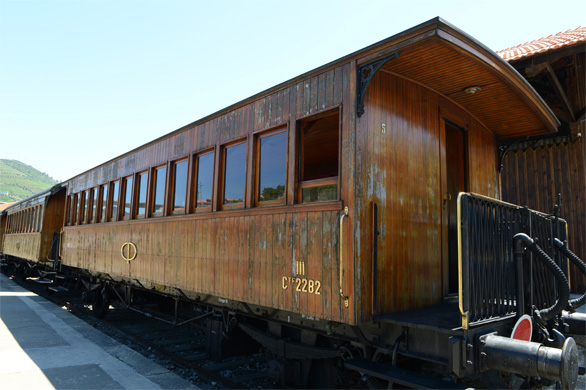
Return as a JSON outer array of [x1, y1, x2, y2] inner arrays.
[[30, 208, 35, 232], [72, 194, 79, 225], [298, 110, 339, 203], [194, 151, 214, 210], [31, 208, 37, 232], [152, 166, 167, 217], [36, 206, 42, 231], [257, 129, 287, 204], [91, 188, 98, 223], [84, 190, 91, 224], [122, 176, 133, 219], [110, 181, 120, 221], [136, 172, 148, 218], [171, 159, 188, 215], [67, 196, 73, 225], [100, 184, 108, 222], [79, 191, 86, 224], [222, 141, 246, 208]]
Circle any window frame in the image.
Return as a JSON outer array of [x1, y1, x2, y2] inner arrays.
[[134, 170, 149, 219], [150, 164, 168, 218], [219, 138, 248, 211], [170, 157, 189, 216], [36, 206, 42, 232], [98, 183, 108, 223], [121, 175, 134, 221], [72, 193, 79, 225], [77, 191, 85, 225], [109, 180, 121, 222], [192, 148, 216, 214], [254, 126, 288, 207], [90, 187, 98, 223], [296, 108, 341, 203]]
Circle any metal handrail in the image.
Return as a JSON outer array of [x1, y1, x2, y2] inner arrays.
[[339, 206, 349, 308], [458, 192, 568, 328]]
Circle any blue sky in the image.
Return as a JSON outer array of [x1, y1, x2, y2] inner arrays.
[[1, 0, 584, 181]]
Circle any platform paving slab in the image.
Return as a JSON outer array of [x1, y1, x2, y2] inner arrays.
[[0, 273, 197, 389]]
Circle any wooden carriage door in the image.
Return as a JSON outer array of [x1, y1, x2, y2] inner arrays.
[[440, 117, 468, 296]]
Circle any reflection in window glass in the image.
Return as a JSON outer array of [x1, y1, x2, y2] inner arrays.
[[111, 181, 120, 221], [73, 195, 78, 224], [302, 184, 337, 203], [91, 189, 98, 222], [82, 191, 89, 223], [101, 184, 108, 222], [136, 172, 148, 218], [68, 196, 74, 225], [196, 152, 214, 208], [152, 166, 166, 216], [38, 206, 44, 231], [259, 131, 286, 202], [37, 206, 42, 231], [31, 208, 36, 232], [123, 177, 133, 218], [223, 142, 246, 204], [172, 160, 188, 213]]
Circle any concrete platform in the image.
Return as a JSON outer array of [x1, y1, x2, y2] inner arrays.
[[0, 273, 197, 389]]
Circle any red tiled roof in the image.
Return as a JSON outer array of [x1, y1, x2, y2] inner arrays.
[[497, 25, 586, 61], [0, 202, 16, 212]]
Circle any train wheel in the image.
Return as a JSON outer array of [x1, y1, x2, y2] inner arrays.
[[92, 289, 110, 318]]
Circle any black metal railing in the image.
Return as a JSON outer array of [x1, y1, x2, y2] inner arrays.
[[458, 193, 567, 328]]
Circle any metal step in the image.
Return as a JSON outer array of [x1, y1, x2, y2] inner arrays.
[[28, 277, 53, 284], [344, 358, 470, 389], [48, 286, 69, 293], [55, 274, 74, 280]]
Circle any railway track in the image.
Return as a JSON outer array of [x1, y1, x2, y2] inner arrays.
[[10, 275, 271, 389]]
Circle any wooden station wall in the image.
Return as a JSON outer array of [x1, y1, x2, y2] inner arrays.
[[62, 63, 359, 324], [355, 71, 499, 323], [501, 139, 586, 293]]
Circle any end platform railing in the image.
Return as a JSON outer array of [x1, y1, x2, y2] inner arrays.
[[457, 193, 568, 329]]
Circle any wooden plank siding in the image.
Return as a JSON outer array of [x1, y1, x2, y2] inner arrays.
[[3, 233, 42, 261], [59, 19, 562, 327], [0, 214, 6, 254], [2, 189, 66, 263], [355, 71, 501, 323], [62, 64, 352, 323], [62, 208, 344, 321], [501, 140, 586, 293]]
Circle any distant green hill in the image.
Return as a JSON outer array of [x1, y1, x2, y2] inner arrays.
[[0, 159, 59, 202]]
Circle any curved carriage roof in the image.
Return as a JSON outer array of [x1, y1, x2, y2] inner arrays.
[[64, 17, 559, 183], [3, 184, 64, 214], [355, 17, 559, 138]]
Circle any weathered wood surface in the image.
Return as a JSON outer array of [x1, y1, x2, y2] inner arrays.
[[65, 64, 348, 196], [3, 233, 42, 261], [59, 19, 561, 327], [501, 140, 586, 293], [355, 71, 501, 323], [63, 207, 350, 323]]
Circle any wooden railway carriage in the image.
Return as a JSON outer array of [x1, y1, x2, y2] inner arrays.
[[4, 18, 584, 388], [1, 185, 65, 275]]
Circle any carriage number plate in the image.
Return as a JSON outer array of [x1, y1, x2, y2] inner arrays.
[[282, 276, 321, 295]]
